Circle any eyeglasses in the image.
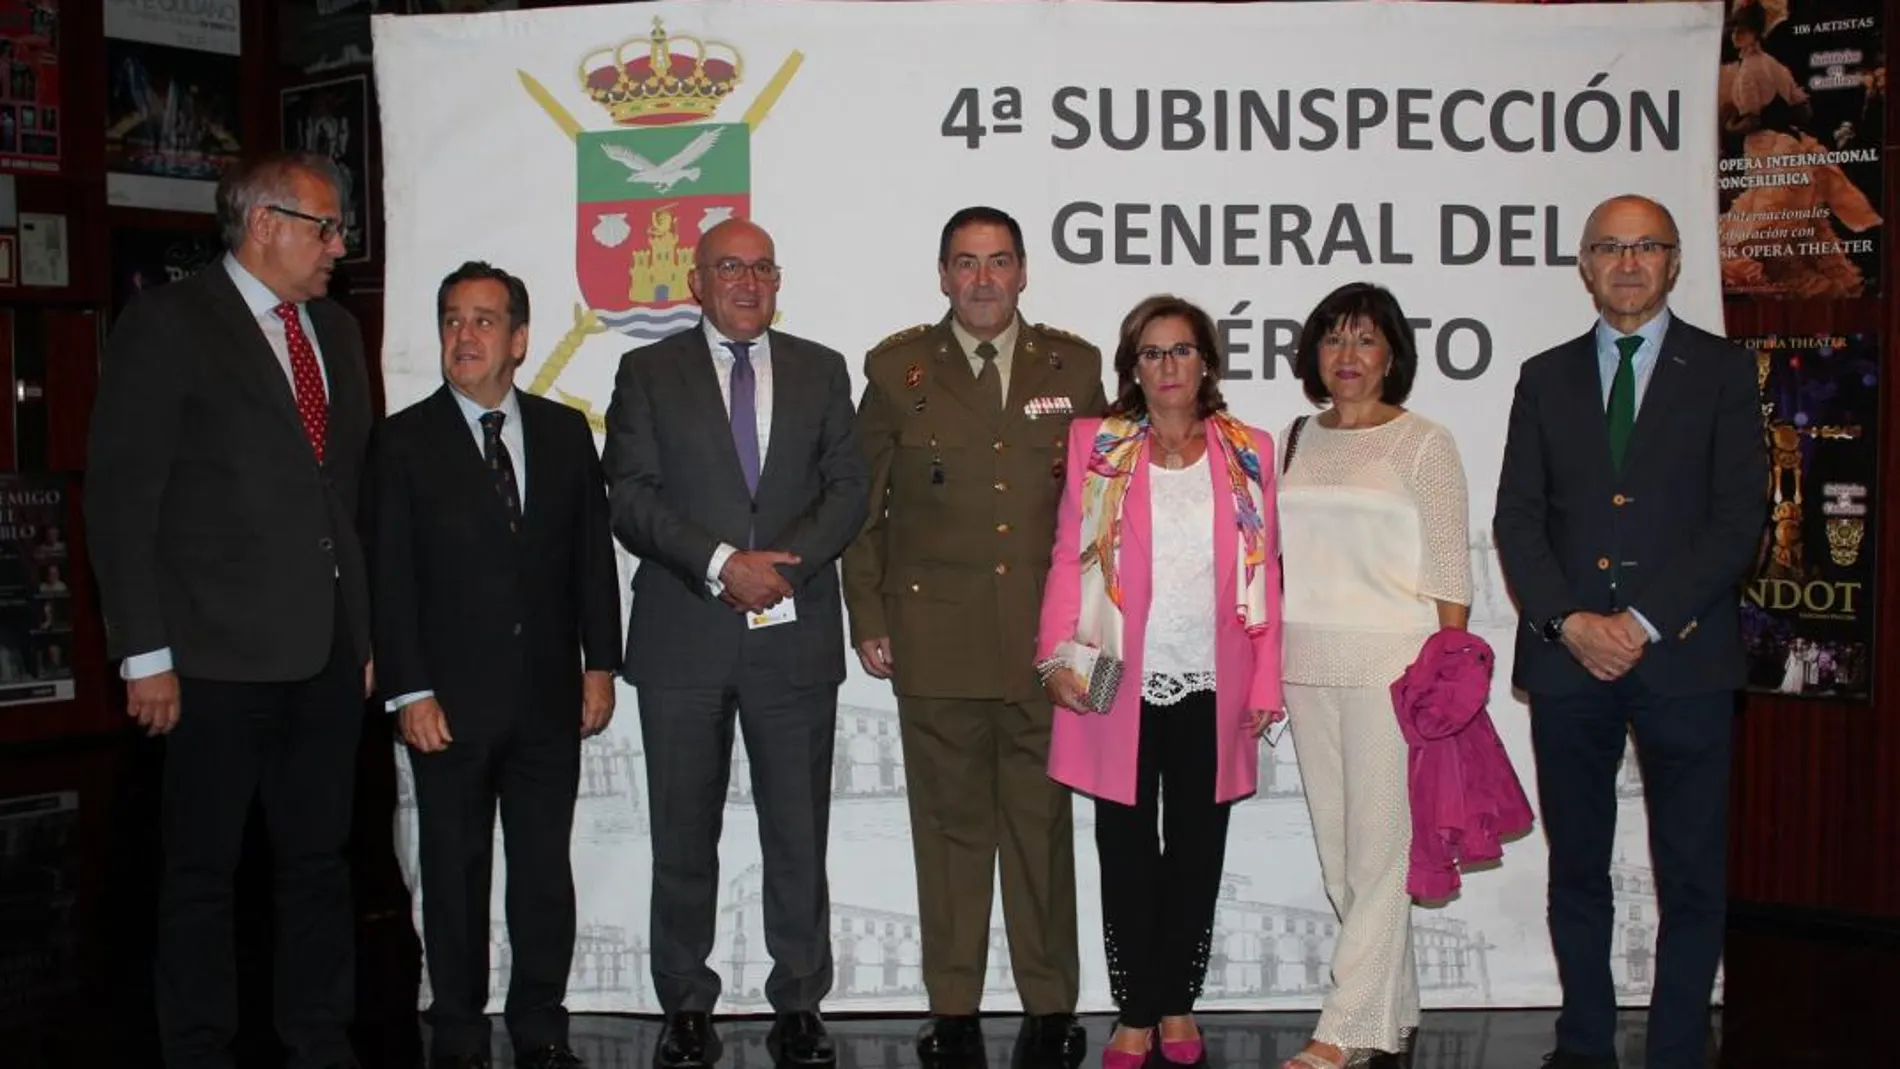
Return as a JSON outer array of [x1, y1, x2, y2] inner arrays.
[[268, 205, 343, 243], [1585, 239, 1676, 260], [707, 258, 782, 284], [1135, 342, 1204, 363]]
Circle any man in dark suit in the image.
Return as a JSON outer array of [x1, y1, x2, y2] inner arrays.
[[1494, 194, 1768, 1069], [86, 151, 373, 1069], [368, 262, 621, 1069], [603, 219, 867, 1069]]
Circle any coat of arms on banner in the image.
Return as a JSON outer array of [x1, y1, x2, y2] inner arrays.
[[515, 17, 801, 422]]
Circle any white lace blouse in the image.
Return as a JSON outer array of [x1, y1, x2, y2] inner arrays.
[[1142, 454, 1217, 704], [1278, 412, 1471, 688]]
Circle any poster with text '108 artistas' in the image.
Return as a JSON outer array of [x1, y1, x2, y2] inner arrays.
[[1739, 333, 1878, 701], [1717, 0, 1884, 299]]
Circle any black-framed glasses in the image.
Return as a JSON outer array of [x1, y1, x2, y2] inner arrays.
[[1585, 238, 1675, 260], [708, 258, 782, 284], [1136, 342, 1204, 363], [268, 205, 343, 243]]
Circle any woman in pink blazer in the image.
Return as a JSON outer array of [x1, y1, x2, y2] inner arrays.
[[1036, 295, 1284, 1069]]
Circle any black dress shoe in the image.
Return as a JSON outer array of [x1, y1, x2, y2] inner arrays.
[[656, 1012, 721, 1069], [517, 1045, 585, 1069], [1539, 1052, 1617, 1069], [917, 1015, 985, 1063], [1017, 1014, 1087, 1069], [768, 1011, 837, 1067], [428, 1057, 491, 1069]]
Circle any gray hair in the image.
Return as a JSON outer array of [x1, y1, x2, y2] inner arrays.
[[215, 151, 343, 252]]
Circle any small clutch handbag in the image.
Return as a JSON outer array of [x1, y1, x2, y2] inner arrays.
[[1037, 640, 1125, 714]]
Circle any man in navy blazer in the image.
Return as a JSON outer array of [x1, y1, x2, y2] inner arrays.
[[1494, 194, 1767, 1069]]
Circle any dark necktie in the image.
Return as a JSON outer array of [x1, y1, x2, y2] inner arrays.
[[479, 410, 521, 531], [727, 341, 761, 495], [1606, 335, 1641, 470], [974, 340, 1002, 411]]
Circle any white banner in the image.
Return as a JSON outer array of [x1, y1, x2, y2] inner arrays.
[[372, 0, 1724, 1014]]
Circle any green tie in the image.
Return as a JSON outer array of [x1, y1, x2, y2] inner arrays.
[[1607, 335, 1641, 469]]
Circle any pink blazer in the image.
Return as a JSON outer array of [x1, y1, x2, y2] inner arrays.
[[1037, 417, 1284, 806]]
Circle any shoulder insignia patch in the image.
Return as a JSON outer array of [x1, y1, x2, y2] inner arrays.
[[1034, 322, 1096, 350], [870, 323, 932, 356]]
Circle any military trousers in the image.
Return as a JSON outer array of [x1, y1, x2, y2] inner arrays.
[[897, 694, 1080, 1016]]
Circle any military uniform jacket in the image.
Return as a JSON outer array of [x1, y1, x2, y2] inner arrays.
[[843, 314, 1108, 702]]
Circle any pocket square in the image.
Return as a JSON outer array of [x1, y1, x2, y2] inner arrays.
[[1025, 395, 1075, 419]]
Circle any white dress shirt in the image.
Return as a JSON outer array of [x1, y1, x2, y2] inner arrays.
[[700, 319, 774, 591], [122, 256, 331, 681]]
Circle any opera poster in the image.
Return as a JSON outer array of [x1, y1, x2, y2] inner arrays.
[[104, 37, 241, 214], [281, 75, 371, 264], [1739, 333, 1878, 700], [1717, 0, 1884, 299], [0, 0, 61, 174], [0, 472, 72, 708], [110, 226, 221, 321]]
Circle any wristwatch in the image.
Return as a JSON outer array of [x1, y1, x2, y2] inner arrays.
[[1540, 612, 1574, 643]]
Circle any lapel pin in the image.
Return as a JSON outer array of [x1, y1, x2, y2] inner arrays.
[[905, 364, 923, 389]]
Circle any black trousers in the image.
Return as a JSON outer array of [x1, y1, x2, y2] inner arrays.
[[1530, 679, 1733, 1069], [638, 676, 837, 1014], [410, 696, 581, 1057], [1092, 691, 1232, 1029], [156, 617, 362, 1069]]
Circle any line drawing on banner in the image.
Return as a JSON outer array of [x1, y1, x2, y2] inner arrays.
[[513, 17, 804, 430]]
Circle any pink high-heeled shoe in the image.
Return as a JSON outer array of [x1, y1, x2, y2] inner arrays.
[[1102, 1025, 1153, 1069], [1158, 1037, 1204, 1065]]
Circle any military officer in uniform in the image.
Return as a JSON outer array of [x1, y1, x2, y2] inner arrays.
[[843, 206, 1107, 1068]]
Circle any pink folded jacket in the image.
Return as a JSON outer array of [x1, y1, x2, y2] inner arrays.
[[1390, 628, 1535, 901]]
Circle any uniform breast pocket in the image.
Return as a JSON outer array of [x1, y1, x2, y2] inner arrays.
[[898, 422, 968, 498]]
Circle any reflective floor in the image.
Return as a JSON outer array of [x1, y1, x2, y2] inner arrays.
[[19, 921, 1895, 1068]]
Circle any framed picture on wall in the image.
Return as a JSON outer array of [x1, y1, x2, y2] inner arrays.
[[281, 74, 372, 265]]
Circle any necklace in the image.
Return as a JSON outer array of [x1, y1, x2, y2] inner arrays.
[[1154, 424, 1201, 470]]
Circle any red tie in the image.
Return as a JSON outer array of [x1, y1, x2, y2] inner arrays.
[[273, 302, 328, 464]]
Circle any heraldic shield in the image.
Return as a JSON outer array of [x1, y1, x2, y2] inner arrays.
[[576, 122, 751, 340]]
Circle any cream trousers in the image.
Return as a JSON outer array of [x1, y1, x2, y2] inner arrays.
[[1286, 682, 1420, 1051]]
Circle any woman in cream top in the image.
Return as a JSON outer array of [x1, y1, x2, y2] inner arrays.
[[1276, 282, 1471, 1069]]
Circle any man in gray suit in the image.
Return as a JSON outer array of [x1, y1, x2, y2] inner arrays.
[[604, 218, 867, 1069]]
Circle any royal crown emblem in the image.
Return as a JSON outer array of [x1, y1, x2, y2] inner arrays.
[[579, 18, 743, 127]]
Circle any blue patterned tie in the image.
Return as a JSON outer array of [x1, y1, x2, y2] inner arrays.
[[727, 341, 760, 495]]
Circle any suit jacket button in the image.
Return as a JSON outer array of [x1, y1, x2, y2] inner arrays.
[[996, 523, 1010, 534], [993, 481, 1008, 492], [1597, 557, 1611, 570], [994, 563, 1008, 575], [992, 439, 1005, 453], [910, 582, 921, 593], [318, 537, 334, 552], [1612, 493, 1627, 506]]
